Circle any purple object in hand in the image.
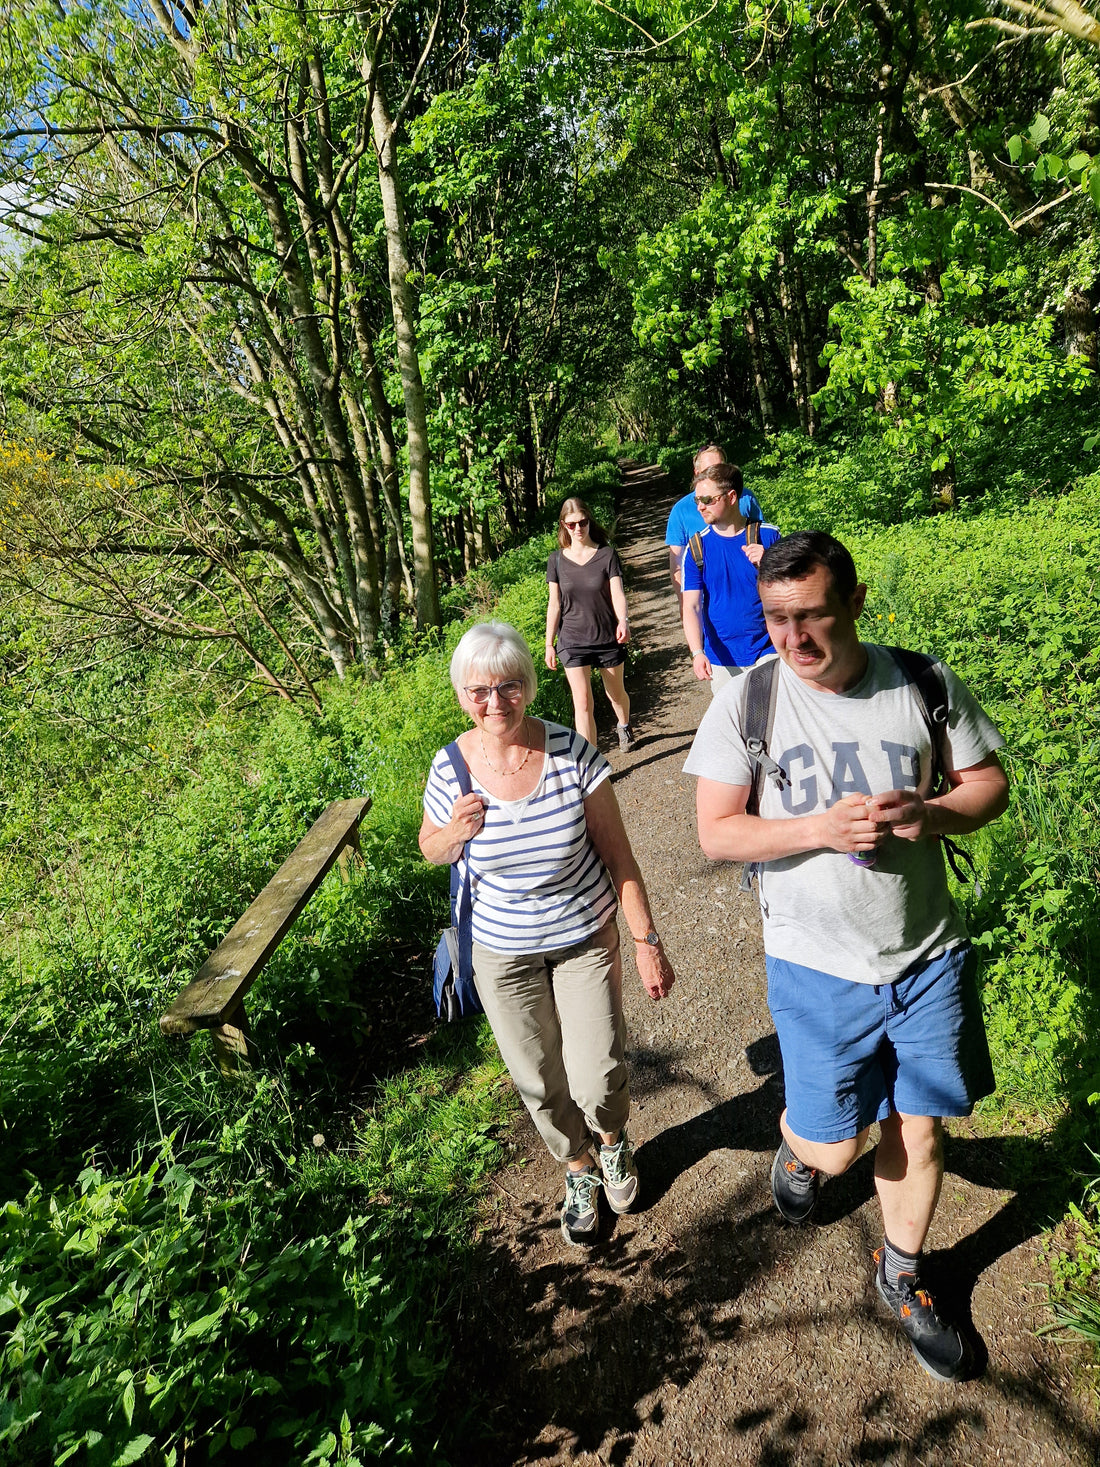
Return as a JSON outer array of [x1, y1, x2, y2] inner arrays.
[[849, 850, 878, 868]]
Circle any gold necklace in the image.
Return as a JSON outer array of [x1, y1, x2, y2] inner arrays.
[[480, 718, 534, 776]]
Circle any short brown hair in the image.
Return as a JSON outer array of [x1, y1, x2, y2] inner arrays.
[[758, 531, 858, 601], [692, 462, 744, 497], [692, 442, 726, 469]]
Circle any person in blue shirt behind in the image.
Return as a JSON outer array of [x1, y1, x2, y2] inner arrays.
[[665, 443, 764, 618], [681, 462, 781, 695]]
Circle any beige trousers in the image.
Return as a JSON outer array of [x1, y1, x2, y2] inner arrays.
[[472, 919, 629, 1162]]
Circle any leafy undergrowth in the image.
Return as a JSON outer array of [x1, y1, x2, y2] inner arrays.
[[0, 517, 582, 1460], [0, 1034, 512, 1465]]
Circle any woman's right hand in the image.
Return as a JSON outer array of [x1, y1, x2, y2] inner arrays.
[[450, 792, 486, 844], [637, 942, 676, 1000], [545, 643, 558, 670]]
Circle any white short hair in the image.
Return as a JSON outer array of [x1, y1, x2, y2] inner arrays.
[[450, 621, 537, 701]]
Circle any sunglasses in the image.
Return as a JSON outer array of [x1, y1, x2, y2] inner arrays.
[[564, 518, 589, 530], [463, 680, 525, 705], [693, 492, 730, 507]]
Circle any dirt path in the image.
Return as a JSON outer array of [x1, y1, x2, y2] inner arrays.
[[454, 461, 1098, 1466]]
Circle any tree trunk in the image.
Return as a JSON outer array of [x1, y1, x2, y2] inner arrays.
[[776, 248, 815, 436], [520, 414, 539, 528], [791, 259, 817, 405], [365, 52, 441, 631], [499, 461, 520, 537], [931, 451, 957, 510], [1065, 287, 1098, 372], [476, 510, 493, 563], [743, 305, 776, 435]]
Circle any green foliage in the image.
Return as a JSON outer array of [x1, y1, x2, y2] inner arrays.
[[1007, 105, 1100, 211], [845, 483, 1100, 1111], [0, 1151, 438, 1464], [0, 494, 600, 1460], [816, 208, 1093, 482]]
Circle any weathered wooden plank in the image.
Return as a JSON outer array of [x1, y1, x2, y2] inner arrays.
[[159, 796, 371, 1037], [211, 1004, 254, 1077]]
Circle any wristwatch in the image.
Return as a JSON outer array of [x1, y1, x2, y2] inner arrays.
[[634, 930, 661, 947]]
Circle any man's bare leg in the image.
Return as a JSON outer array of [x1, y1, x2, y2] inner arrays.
[[873, 1112, 943, 1255], [780, 1109, 869, 1177]]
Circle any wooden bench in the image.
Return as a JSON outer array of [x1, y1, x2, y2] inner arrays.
[[159, 796, 372, 1072]]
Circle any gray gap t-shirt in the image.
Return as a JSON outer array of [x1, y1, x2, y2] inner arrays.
[[683, 644, 1004, 984]]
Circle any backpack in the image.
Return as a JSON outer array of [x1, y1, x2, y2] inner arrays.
[[739, 647, 977, 890], [688, 518, 760, 570]]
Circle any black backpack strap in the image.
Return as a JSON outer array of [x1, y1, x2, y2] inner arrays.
[[743, 658, 786, 818], [688, 530, 705, 569], [739, 658, 785, 896], [442, 742, 474, 985], [746, 520, 760, 547], [888, 647, 950, 796], [887, 648, 981, 893]]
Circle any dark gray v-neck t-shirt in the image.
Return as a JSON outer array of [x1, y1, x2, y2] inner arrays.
[[547, 546, 623, 649], [683, 645, 1004, 983]]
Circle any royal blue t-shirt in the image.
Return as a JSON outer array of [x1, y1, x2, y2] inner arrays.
[[682, 522, 782, 666], [665, 490, 705, 550]]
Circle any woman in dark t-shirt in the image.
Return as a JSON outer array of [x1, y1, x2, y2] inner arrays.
[[545, 497, 636, 751]]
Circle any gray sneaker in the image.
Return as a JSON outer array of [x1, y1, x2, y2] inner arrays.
[[599, 1131, 640, 1214], [561, 1167, 602, 1246], [616, 723, 637, 751]]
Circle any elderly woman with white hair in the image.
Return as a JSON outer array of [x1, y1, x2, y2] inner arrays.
[[419, 620, 675, 1247]]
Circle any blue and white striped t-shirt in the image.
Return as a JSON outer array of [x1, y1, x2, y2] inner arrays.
[[423, 720, 617, 955]]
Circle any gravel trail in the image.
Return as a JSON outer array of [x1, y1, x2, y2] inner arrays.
[[454, 461, 1098, 1466]]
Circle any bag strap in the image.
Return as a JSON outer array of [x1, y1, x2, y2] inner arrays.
[[743, 658, 786, 818], [688, 530, 705, 569], [886, 647, 981, 892], [887, 647, 950, 797], [442, 742, 474, 985], [746, 520, 760, 546]]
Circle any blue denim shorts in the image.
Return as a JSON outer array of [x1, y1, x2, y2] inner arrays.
[[766, 945, 995, 1144]]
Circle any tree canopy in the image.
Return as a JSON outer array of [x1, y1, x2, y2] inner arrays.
[[2, 0, 1098, 695]]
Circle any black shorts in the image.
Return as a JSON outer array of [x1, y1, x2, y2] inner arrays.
[[557, 643, 626, 670]]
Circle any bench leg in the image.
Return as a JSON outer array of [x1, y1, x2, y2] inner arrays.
[[336, 831, 363, 883], [211, 1004, 255, 1076]]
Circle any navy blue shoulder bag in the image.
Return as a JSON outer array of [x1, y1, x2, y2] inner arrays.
[[432, 742, 484, 1021]]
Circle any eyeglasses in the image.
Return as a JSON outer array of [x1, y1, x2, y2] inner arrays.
[[564, 518, 589, 530], [463, 680, 525, 704], [694, 492, 729, 507]]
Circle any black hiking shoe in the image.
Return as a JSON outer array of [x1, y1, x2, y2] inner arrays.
[[560, 1166, 602, 1247], [770, 1138, 819, 1223], [874, 1247, 971, 1382]]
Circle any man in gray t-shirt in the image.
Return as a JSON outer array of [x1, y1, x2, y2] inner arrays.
[[685, 531, 1008, 1383]]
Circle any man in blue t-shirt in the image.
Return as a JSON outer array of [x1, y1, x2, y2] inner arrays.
[[682, 462, 781, 694], [666, 444, 764, 616], [665, 444, 723, 613]]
